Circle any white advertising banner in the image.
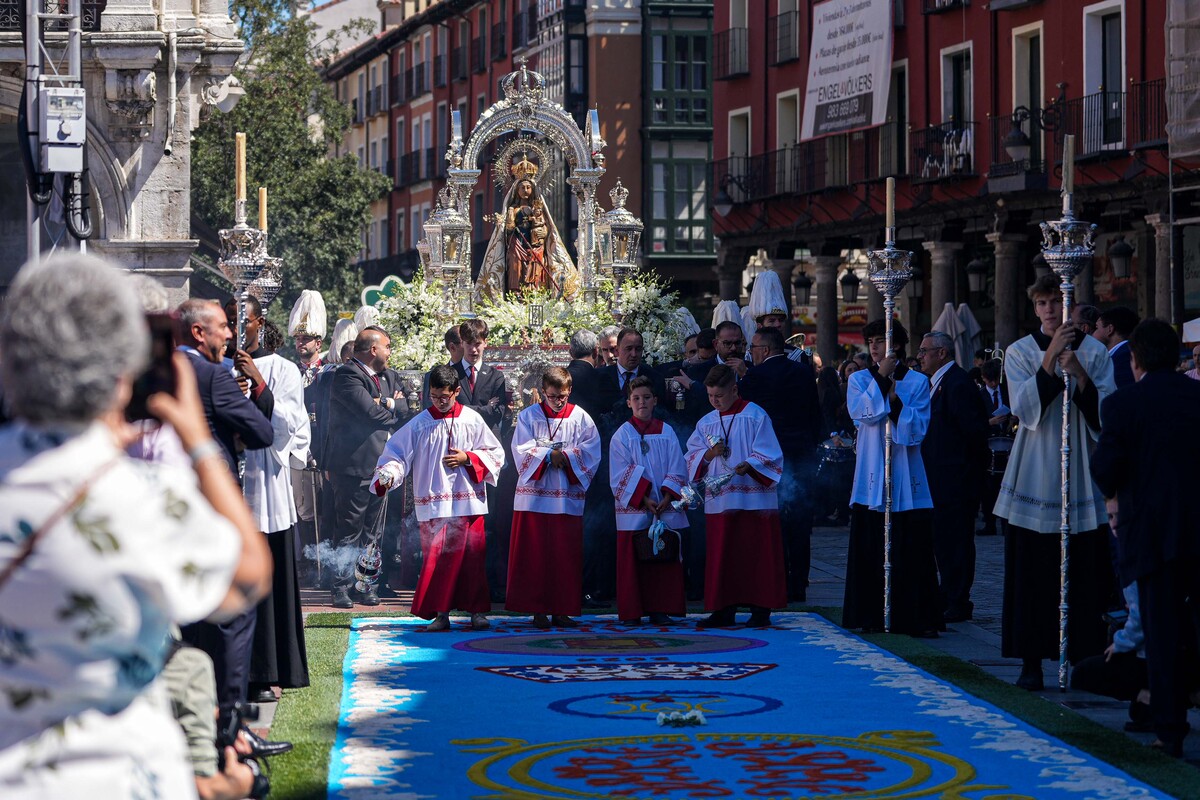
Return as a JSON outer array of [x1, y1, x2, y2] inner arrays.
[[801, 0, 894, 140]]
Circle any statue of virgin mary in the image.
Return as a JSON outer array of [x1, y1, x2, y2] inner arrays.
[[474, 154, 580, 303]]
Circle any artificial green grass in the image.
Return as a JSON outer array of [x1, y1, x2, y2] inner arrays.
[[267, 606, 1200, 799]]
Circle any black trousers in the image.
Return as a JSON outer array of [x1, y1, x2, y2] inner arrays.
[[1137, 557, 1200, 747], [932, 499, 977, 616], [778, 461, 813, 602], [181, 610, 256, 711], [1070, 650, 1146, 702], [330, 471, 385, 592], [1001, 526, 1114, 662]]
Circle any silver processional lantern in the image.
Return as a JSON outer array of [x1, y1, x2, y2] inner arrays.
[[246, 256, 284, 307], [424, 189, 474, 318], [866, 177, 913, 634], [1038, 134, 1097, 692], [599, 180, 643, 320]]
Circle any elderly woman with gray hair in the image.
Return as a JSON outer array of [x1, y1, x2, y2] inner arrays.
[[0, 255, 271, 798]]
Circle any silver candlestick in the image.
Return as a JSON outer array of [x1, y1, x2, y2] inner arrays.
[[866, 177, 913, 633], [1038, 134, 1097, 691], [218, 198, 268, 351]]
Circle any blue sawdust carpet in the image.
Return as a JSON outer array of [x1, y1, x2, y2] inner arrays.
[[327, 613, 1169, 799]]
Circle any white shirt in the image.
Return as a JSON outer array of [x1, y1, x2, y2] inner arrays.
[[513, 404, 601, 515], [1108, 339, 1128, 357], [372, 404, 504, 522], [0, 422, 240, 796], [244, 353, 311, 533], [928, 360, 954, 395]]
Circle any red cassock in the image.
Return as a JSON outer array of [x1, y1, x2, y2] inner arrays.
[[411, 515, 491, 619], [615, 531, 687, 618], [685, 400, 788, 611], [505, 511, 583, 615]]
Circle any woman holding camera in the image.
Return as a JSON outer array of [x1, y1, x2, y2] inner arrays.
[[0, 255, 271, 798]]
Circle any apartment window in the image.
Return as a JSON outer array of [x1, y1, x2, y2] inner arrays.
[[357, 145, 365, 168], [412, 209, 422, 248], [647, 16, 710, 126], [369, 140, 378, 171], [942, 46, 972, 124], [381, 136, 389, 175], [457, 99, 468, 133], [647, 140, 713, 256], [395, 212, 406, 254]]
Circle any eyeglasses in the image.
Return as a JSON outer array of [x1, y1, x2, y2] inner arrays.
[[915, 347, 945, 356], [717, 339, 745, 348], [748, 343, 769, 350], [543, 392, 569, 401]]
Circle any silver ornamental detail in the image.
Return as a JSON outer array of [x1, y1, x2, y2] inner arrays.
[[247, 257, 283, 306], [217, 222, 268, 287], [1039, 210, 1098, 282], [866, 237, 914, 299]]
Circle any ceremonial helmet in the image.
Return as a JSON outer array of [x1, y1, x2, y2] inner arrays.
[[288, 289, 327, 339]]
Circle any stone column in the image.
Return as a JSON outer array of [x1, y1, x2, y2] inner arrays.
[[772, 260, 796, 316], [1146, 213, 1172, 320], [987, 233, 1025, 348], [715, 247, 745, 301], [922, 241, 963, 320], [811, 255, 842, 368]]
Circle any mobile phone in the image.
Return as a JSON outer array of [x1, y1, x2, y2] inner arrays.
[[126, 312, 180, 421]]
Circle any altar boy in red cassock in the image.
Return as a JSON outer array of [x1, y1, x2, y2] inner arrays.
[[610, 376, 689, 626], [686, 364, 788, 627], [372, 365, 506, 632], [507, 366, 602, 628]]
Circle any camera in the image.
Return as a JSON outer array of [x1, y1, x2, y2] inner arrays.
[[216, 702, 271, 799], [126, 312, 180, 421]]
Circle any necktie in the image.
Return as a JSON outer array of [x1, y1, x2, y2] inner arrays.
[[469, 365, 477, 392], [370, 372, 381, 395], [992, 389, 1000, 410], [620, 370, 628, 390]]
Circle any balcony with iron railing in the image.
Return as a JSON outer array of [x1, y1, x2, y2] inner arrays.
[[910, 121, 978, 183], [351, 98, 364, 125], [424, 148, 440, 181], [452, 46, 468, 80], [1130, 78, 1167, 150], [400, 152, 420, 186], [1057, 89, 1126, 157], [513, 10, 534, 49], [922, 0, 969, 13], [472, 36, 486, 73], [390, 75, 407, 106], [370, 86, 386, 117], [714, 28, 749, 80], [433, 54, 447, 87], [414, 63, 430, 96], [768, 11, 799, 66], [846, 122, 907, 184], [491, 21, 506, 60]]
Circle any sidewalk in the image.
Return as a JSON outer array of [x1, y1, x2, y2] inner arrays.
[[810, 522, 1200, 762]]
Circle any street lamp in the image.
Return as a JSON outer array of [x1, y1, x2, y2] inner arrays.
[[1108, 234, 1133, 279], [792, 270, 813, 306], [1002, 85, 1066, 166], [712, 172, 751, 217], [840, 269, 861, 303], [966, 256, 988, 295]]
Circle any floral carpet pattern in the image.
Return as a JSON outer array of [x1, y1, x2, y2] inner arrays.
[[327, 614, 1167, 799]]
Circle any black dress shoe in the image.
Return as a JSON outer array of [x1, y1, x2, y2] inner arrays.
[[745, 611, 771, 627], [354, 587, 381, 606], [241, 727, 293, 758], [1149, 739, 1184, 758], [647, 613, 674, 626], [943, 609, 973, 623], [697, 608, 736, 628], [582, 595, 607, 610], [331, 589, 353, 609], [249, 687, 277, 704], [1016, 662, 1044, 691]]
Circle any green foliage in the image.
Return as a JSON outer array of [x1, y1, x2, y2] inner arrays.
[[191, 1, 390, 321]]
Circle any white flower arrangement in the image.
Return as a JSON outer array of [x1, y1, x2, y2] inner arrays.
[[656, 709, 707, 727], [370, 269, 691, 369]]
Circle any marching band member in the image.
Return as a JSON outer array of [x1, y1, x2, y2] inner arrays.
[[506, 367, 602, 628], [609, 376, 689, 626], [371, 365, 506, 632], [686, 365, 787, 628]]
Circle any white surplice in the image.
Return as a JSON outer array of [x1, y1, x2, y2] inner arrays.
[[372, 404, 504, 521], [243, 352, 311, 534], [684, 400, 783, 513], [610, 419, 690, 531], [993, 333, 1114, 533], [847, 368, 933, 512], [513, 403, 601, 515]]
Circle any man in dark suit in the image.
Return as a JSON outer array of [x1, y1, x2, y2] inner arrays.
[[977, 358, 1012, 536], [566, 328, 601, 421], [326, 327, 405, 607], [593, 328, 665, 432], [453, 319, 510, 599], [176, 299, 275, 714], [917, 331, 990, 623], [740, 327, 821, 602], [1091, 319, 1200, 758], [1094, 306, 1139, 389]]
